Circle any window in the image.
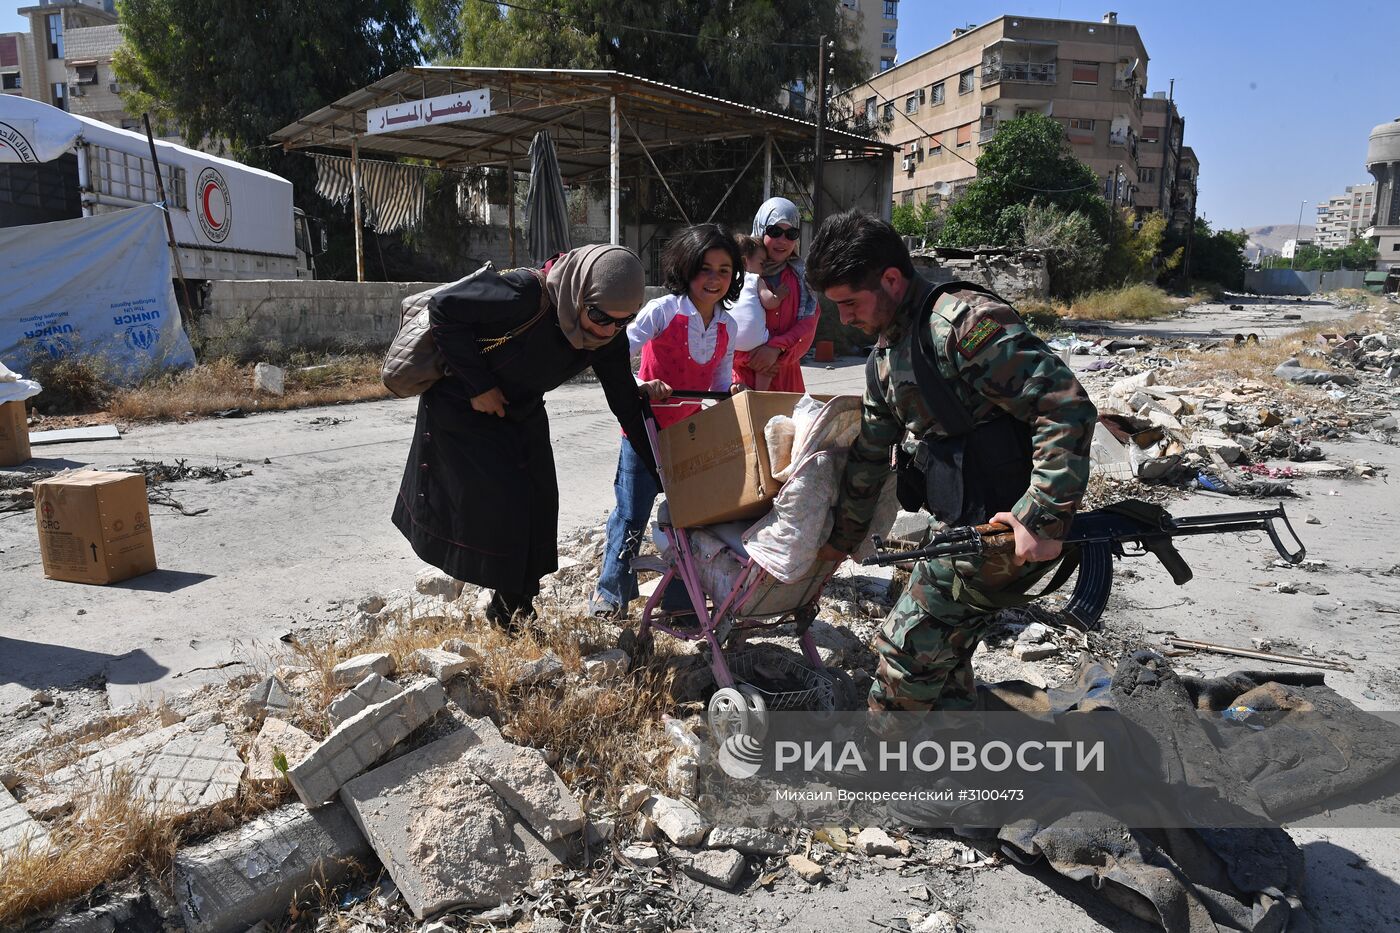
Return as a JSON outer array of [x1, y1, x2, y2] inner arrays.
[[958, 68, 974, 94], [1072, 61, 1099, 84], [1141, 125, 1160, 143], [51, 82, 67, 111], [930, 81, 944, 104], [928, 134, 942, 154], [865, 97, 877, 124], [1140, 168, 1157, 184], [880, 57, 894, 72], [905, 93, 919, 114], [75, 64, 98, 85], [882, 101, 895, 121], [882, 30, 896, 48], [1, 73, 20, 91], [46, 13, 64, 60], [956, 123, 972, 147], [1067, 117, 1094, 143], [0, 35, 18, 68], [884, 1, 898, 17]]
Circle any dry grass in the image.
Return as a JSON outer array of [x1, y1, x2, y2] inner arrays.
[[0, 772, 176, 925], [1064, 283, 1180, 321], [107, 355, 391, 422], [1178, 309, 1383, 384], [285, 598, 680, 803]]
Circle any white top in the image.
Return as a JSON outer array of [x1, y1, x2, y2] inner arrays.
[[628, 292, 737, 368], [726, 273, 772, 353]]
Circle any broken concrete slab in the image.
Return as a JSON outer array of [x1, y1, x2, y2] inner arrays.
[[137, 725, 245, 816], [326, 672, 403, 727], [462, 742, 584, 842], [643, 794, 709, 846], [681, 848, 746, 889], [705, 826, 789, 855], [1011, 642, 1059, 662], [252, 362, 285, 396], [173, 803, 369, 933], [854, 827, 902, 857], [787, 853, 826, 883], [439, 638, 485, 663], [289, 680, 445, 807], [28, 424, 122, 446], [1, 783, 52, 859], [582, 649, 629, 682], [619, 783, 652, 813], [511, 652, 564, 687], [245, 718, 317, 783], [241, 676, 292, 719], [411, 648, 471, 682], [331, 652, 395, 687], [414, 567, 464, 601], [622, 843, 661, 868], [339, 726, 540, 919]]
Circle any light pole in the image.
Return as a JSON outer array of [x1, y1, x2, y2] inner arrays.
[[1292, 199, 1308, 268]]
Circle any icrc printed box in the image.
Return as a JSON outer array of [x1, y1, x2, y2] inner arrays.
[[33, 470, 157, 585]]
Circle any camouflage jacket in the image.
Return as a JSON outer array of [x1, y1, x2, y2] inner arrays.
[[829, 276, 1097, 553]]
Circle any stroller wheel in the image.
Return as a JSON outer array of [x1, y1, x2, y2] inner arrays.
[[736, 685, 770, 737], [709, 686, 768, 743], [821, 668, 860, 711]]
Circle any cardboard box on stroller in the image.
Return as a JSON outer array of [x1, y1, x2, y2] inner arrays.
[[657, 391, 821, 528], [34, 470, 157, 584]]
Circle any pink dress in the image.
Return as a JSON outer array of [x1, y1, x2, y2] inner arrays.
[[731, 264, 819, 392], [630, 294, 736, 429]]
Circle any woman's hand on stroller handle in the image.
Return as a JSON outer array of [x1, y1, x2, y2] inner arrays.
[[639, 379, 673, 402]]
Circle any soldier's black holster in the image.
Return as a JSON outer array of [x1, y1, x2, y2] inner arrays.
[[885, 281, 1033, 526]]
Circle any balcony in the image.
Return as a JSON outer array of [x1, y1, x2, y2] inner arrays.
[[981, 61, 1056, 86], [1109, 128, 1139, 160], [978, 120, 1002, 144]]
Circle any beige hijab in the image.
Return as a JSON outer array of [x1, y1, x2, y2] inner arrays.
[[544, 244, 646, 350]]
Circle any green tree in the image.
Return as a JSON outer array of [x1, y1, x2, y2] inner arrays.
[[891, 198, 943, 245], [115, 0, 424, 281], [415, 1, 867, 108], [1021, 200, 1104, 299], [1187, 219, 1248, 290], [1103, 208, 1167, 285], [938, 113, 1110, 249]]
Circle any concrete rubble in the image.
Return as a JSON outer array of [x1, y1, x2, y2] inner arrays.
[[326, 671, 403, 726], [1, 783, 52, 859], [339, 724, 558, 919], [511, 652, 564, 686], [787, 853, 827, 883], [854, 827, 904, 857], [705, 826, 790, 855], [240, 675, 292, 719], [245, 717, 317, 782], [288, 680, 445, 807], [460, 741, 585, 842], [642, 794, 710, 846], [679, 848, 746, 889], [410, 647, 472, 682], [252, 362, 285, 396], [414, 566, 464, 601], [331, 652, 396, 687], [582, 648, 630, 681], [173, 803, 371, 933]]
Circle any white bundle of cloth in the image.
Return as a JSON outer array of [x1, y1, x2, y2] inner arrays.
[[0, 362, 42, 405], [743, 395, 897, 583]]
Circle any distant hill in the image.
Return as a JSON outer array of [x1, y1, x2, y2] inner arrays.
[[1244, 224, 1317, 256]]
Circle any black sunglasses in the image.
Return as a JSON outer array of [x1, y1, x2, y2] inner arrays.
[[764, 225, 801, 241], [585, 304, 637, 328]]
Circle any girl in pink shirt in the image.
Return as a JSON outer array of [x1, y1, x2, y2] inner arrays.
[[591, 225, 745, 617]]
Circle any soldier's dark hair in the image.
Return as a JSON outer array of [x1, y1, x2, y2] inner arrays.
[[662, 224, 744, 305], [804, 210, 916, 292]]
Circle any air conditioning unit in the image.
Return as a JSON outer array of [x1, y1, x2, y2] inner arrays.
[[903, 156, 915, 172], [69, 84, 84, 97]]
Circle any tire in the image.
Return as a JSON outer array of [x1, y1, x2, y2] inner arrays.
[[735, 684, 770, 741], [708, 687, 753, 743], [823, 667, 860, 711]]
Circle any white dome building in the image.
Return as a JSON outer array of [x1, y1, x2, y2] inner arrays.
[[1365, 118, 1400, 269]]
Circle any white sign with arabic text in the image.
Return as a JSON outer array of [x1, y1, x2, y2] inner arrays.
[[366, 89, 492, 135]]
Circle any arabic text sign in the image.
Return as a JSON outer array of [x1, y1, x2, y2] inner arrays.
[[366, 89, 492, 135]]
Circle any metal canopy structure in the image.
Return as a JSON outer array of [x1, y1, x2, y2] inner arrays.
[[270, 66, 893, 279]]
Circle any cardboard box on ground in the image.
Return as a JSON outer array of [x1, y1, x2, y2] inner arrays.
[[656, 391, 832, 528], [33, 470, 157, 585], [0, 400, 29, 466]]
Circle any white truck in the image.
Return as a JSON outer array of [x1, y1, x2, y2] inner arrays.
[[0, 95, 321, 282]]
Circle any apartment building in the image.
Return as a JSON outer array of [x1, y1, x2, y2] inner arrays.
[[1173, 145, 1198, 233], [9, 1, 117, 113], [841, 0, 900, 74], [1313, 184, 1375, 250], [1137, 90, 1192, 231], [844, 12, 1167, 218]]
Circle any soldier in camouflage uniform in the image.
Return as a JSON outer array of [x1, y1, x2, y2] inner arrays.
[[807, 212, 1097, 712]]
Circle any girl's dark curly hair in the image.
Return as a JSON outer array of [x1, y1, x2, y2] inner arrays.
[[661, 224, 744, 305]]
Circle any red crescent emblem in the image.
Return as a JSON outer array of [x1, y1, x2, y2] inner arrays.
[[202, 180, 223, 229]]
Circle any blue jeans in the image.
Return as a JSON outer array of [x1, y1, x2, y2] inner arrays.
[[597, 440, 661, 608]]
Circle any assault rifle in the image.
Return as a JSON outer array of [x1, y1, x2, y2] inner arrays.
[[862, 500, 1307, 631]]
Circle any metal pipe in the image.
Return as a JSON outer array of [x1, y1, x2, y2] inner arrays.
[[351, 137, 364, 282], [609, 94, 620, 245], [1165, 637, 1352, 672], [505, 157, 516, 267], [75, 140, 92, 217], [763, 133, 773, 201], [142, 114, 195, 331]]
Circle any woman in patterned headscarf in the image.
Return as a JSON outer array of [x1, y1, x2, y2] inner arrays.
[[732, 197, 820, 392], [392, 245, 661, 629]]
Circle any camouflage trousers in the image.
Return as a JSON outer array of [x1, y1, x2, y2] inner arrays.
[[869, 550, 1059, 712]]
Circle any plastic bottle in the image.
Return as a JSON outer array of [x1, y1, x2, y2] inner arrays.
[[662, 714, 710, 762]]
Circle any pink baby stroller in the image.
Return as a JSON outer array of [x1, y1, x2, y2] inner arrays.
[[621, 391, 862, 741]]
